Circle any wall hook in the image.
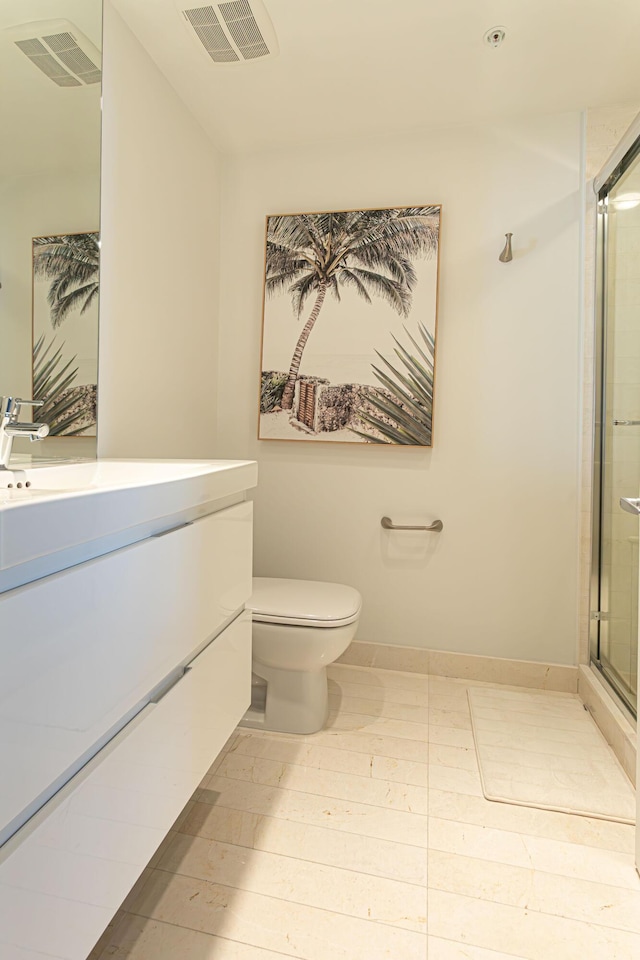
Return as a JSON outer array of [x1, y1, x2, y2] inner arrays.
[[498, 233, 513, 263]]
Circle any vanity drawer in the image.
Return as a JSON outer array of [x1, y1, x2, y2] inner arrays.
[[0, 500, 252, 846], [0, 610, 252, 960]]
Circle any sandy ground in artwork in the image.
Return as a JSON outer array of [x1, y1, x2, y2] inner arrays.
[[259, 411, 366, 443]]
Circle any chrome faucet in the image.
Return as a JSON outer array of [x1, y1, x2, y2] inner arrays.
[[0, 397, 50, 470]]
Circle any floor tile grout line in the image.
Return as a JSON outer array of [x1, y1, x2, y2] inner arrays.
[[232, 732, 432, 757], [177, 807, 430, 851], [190, 798, 429, 850], [425, 884, 640, 939], [425, 812, 636, 856], [133, 869, 429, 936], [224, 744, 430, 782], [326, 710, 430, 728], [428, 933, 526, 960], [426, 871, 640, 919], [117, 913, 307, 959], [230, 731, 432, 759], [172, 834, 428, 887], [223, 746, 427, 777], [327, 702, 430, 723], [426, 814, 640, 863], [204, 772, 428, 814], [162, 836, 429, 888], [199, 767, 430, 812]]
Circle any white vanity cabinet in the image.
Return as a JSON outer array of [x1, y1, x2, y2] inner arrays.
[[0, 466, 255, 960]]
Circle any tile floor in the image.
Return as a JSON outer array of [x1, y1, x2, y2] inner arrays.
[[88, 664, 640, 960]]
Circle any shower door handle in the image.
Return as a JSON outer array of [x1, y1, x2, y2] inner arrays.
[[620, 497, 640, 515]]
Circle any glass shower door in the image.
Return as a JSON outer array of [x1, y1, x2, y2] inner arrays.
[[593, 151, 640, 717]]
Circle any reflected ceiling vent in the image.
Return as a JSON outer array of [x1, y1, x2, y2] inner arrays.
[[5, 19, 101, 87], [180, 1, 279, 64]]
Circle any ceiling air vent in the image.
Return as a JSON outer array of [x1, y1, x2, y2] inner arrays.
[[5, 19, 101, 87], [180, 1, 279, 64]]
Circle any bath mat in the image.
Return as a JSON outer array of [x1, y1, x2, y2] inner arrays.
[[467, 687, 635, 824]]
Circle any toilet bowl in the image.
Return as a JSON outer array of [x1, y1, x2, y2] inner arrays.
[[240, 577, 362, 734]]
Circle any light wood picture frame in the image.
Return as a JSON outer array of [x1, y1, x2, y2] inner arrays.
[[258, 205, 441, 445]]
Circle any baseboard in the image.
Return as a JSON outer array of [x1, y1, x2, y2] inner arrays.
[[337, 640, 578, 694], [578, 664, 636, 784]]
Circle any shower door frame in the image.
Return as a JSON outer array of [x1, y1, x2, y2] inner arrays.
[[589, 138, 640, 720]]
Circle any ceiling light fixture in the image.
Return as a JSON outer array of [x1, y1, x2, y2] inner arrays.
[[484, 27, 506, 48]]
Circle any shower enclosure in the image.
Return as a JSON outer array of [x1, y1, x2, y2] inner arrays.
[[591, 136, 640, 719]]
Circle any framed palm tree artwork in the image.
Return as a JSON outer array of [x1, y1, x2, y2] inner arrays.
[[32, 232, 99, 437], [258, 206, 441, 445]]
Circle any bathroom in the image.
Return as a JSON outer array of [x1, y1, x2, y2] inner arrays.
[[2, 0, 640, 956]]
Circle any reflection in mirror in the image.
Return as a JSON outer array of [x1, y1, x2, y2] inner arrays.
[[0, 0, 102, 462]]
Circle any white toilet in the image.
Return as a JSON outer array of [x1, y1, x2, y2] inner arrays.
[[240, 577, 362, 734]]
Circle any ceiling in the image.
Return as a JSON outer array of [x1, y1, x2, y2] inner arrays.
[[113, 0, 640, 153], [0, 0, 102, 178]]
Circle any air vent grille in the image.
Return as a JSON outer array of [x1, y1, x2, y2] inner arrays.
[[184, 6, 239, 62], [181, 0, 278, 64], [43, 33, 101, 84], [15, 38, 81, 86], [8, 19, 102, 88], [218, 0, 270, 58]]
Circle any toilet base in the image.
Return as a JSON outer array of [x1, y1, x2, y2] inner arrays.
[[239, 663, 329, 734]]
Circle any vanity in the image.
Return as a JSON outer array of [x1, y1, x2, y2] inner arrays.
[[0, 458, 257, 959]]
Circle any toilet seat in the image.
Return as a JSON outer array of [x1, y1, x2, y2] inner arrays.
[[249, 577, 361, 628]]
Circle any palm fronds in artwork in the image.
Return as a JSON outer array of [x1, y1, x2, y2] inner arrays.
[[260, 371, 287, 413], [352, 322, 435, 445], [33, 233, 100, 328], [33, 334, 92, 436], [265, 207, 440, 410]]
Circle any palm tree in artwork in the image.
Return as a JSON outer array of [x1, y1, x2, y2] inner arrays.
[[265, 208, 439, 411], [33, 233, 99, 328]]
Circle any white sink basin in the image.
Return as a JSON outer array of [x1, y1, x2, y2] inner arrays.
[[0, 458, 257, 590]]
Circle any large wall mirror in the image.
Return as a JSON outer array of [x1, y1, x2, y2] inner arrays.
[[0, 0, 102, 461]]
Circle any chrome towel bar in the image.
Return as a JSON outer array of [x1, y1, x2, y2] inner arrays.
[[381, 516, 443, 532]]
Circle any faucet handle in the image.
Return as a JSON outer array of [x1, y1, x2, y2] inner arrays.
[[13, 398, 45, 417], [0, 397, 45, 421]]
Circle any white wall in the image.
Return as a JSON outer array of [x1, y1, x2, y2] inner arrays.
[[98, 2, 221, 459], [216, 114, 584, 664], [0, 170, 100, 461]]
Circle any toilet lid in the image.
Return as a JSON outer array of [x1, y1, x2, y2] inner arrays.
[[249, 577, 362, 628]]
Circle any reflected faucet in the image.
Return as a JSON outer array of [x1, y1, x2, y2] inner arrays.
[[0, 397, 50, 470]]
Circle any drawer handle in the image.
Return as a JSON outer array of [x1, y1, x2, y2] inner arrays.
[[152, 521, 193, 539], [149, 666, 190, 703]]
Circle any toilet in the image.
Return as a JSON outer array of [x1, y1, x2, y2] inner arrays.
[[240, 577, 362, 734]]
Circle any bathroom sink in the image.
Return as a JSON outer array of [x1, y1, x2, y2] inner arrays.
[[0, 458, 257, 590]]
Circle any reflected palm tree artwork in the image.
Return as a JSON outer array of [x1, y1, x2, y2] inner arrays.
[[32, 232, 99, 437], [259, 206, 441, 445]]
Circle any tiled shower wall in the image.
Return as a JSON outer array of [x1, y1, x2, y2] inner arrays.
[[579, 105, 640, 667]]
